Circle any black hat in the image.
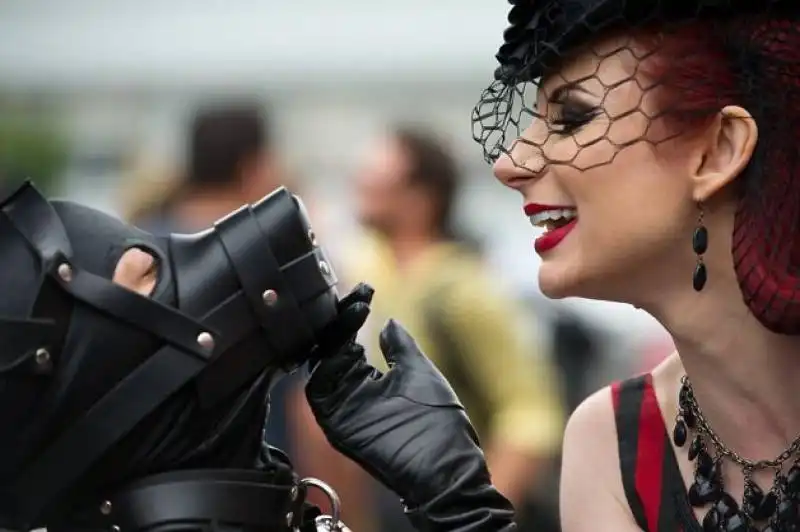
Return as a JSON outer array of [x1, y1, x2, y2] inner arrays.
[[494, 0, 799, 83]]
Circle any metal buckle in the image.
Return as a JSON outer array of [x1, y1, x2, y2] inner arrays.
[[295, 478, 351, 532]]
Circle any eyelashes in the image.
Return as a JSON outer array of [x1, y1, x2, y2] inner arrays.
[[549, 102, 600, 135]]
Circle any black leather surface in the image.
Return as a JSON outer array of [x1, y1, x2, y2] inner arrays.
[[307, 320, 517, 531]]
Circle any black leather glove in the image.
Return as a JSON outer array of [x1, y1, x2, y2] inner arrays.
[[308, 282, 374, 367], [306, 319, 516, 531]]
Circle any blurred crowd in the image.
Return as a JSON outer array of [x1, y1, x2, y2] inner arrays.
[[0, 2, 676, 529]]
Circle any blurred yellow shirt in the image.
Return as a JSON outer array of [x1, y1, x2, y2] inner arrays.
[[342, 233, 564, 455]]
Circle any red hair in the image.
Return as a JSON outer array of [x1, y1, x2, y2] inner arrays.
[[636, 17, 800, 334]]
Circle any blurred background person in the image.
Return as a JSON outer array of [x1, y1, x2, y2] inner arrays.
[[301, 123, 565, 530], [121, 100, 376, 530], [118, 156, 180, 229], [130, 103, 281, 233]]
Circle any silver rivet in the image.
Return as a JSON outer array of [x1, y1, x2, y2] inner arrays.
[[34, 348, 51, 366], [318, 261, 331, 276], [197, 332, 215, 350], [290, 485, 299, 501], [285, 512, 294, 526], [262, 289, 278, 306], [57, 263, 73, 282], [111, 525, 121, 532], [100, 500, 112, 515], [308, 229, 318, 246]]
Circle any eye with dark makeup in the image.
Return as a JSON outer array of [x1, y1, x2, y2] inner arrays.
[[549, 98, 600, 135], [544, 83, 600, 135]]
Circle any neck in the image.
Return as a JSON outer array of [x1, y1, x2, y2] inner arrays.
[[385, 230, 442, 271], [644, 259, 800, 461]]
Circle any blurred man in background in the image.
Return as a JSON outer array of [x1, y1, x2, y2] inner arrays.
[[130, 103, 281, 233], [294, 124, 565, 530], [123, 102, 375, 529]]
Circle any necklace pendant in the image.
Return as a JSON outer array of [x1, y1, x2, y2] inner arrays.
[[743, 483, 765, 517], [684, 408, 696, 429], [702, 507, 720, 531], [689, 436, 703, 461], [697, 450, 714, 477], [752, 491, 778, 522], [674, 419, 688, 447], [776, 499, 799, 526], [722, 512, 750, 532], [689, 478, 722, 506], [786, 465, 800, 497], [715, 493, 740, 519]]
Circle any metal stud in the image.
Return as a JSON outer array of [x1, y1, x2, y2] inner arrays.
[[290, 485, 299, 501], [285, 512, 294, 527], [57, 263, 73, 282], [100, 500, 112, 515], [111, 525, 121, 532], [196, 332, 215, 351], [318, 261, 331, 277], [262, 289, 278, 306], [34, 348, 51, 366], [308, 229, 318, 247]]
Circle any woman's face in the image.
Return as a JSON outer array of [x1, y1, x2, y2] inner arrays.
[[494, 35, 703, 302]]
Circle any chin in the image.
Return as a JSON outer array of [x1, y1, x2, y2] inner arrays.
[[537, 262, 582, 300], [537, 261, 621, 302]]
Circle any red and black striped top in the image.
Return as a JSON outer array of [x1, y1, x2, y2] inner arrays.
[[611, 374, 702, 531]]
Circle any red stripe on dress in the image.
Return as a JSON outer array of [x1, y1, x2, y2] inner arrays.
[[635, 373, 666, 532]]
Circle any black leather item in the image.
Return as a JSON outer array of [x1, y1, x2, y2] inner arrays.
[[306, 320, 517, 531], [69, 469, 299, 532], [0, 181, 344, 529], [45, 464, 326, 532], [307, 282, 375, 370]]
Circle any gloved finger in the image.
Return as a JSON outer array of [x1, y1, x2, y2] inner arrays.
[[337, 283, 375, 310], [306, 343, 376, 411], [316, 301, 371, 351], [378, 319, 426, 368], [379, 320, 465, 409]]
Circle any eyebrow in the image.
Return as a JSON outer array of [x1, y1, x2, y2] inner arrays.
[[547, 82, 595, 103]]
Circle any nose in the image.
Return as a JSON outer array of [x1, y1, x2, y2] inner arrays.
[[493, 137, 544, 190]]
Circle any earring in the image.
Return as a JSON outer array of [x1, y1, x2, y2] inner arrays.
[[692, 203, 708, 291]]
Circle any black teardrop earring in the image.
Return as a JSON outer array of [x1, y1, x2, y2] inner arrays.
[[692, 204, 708, 291]]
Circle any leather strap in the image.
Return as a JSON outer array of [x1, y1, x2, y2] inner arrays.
[[215, 205, 314, 360], [0, 183, 74, 377], [0, 318, 58, 375], [106, 470, 298, 530], [0, 185, 221, 527], [48, 469, 302, 532], [1, 181, 73, 266]]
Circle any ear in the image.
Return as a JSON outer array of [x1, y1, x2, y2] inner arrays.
[[689, 105, 758, 203]]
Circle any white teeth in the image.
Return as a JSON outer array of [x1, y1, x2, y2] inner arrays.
[[529, 209, 577, 228]]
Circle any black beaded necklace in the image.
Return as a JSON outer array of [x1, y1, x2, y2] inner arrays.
[[673, 376, 800, 531]]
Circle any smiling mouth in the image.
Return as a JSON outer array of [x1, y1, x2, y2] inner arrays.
[[528, 208, 578, 232]]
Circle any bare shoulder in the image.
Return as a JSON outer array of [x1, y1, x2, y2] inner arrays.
[[561, 386, 619, 485], [560, 385, 641, 532], [564, 385, 617, 443]]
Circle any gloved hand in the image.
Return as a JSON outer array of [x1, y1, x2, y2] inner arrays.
[[305, 319, 516, 531], [308, 282, 375, 367]]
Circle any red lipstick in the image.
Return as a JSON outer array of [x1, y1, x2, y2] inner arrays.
[[534, 219, 577, 253], [524, 203, 576, 216], [525, 203, 578, 254]]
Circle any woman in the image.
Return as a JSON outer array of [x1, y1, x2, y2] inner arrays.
[[305, 0, 800, 530]]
